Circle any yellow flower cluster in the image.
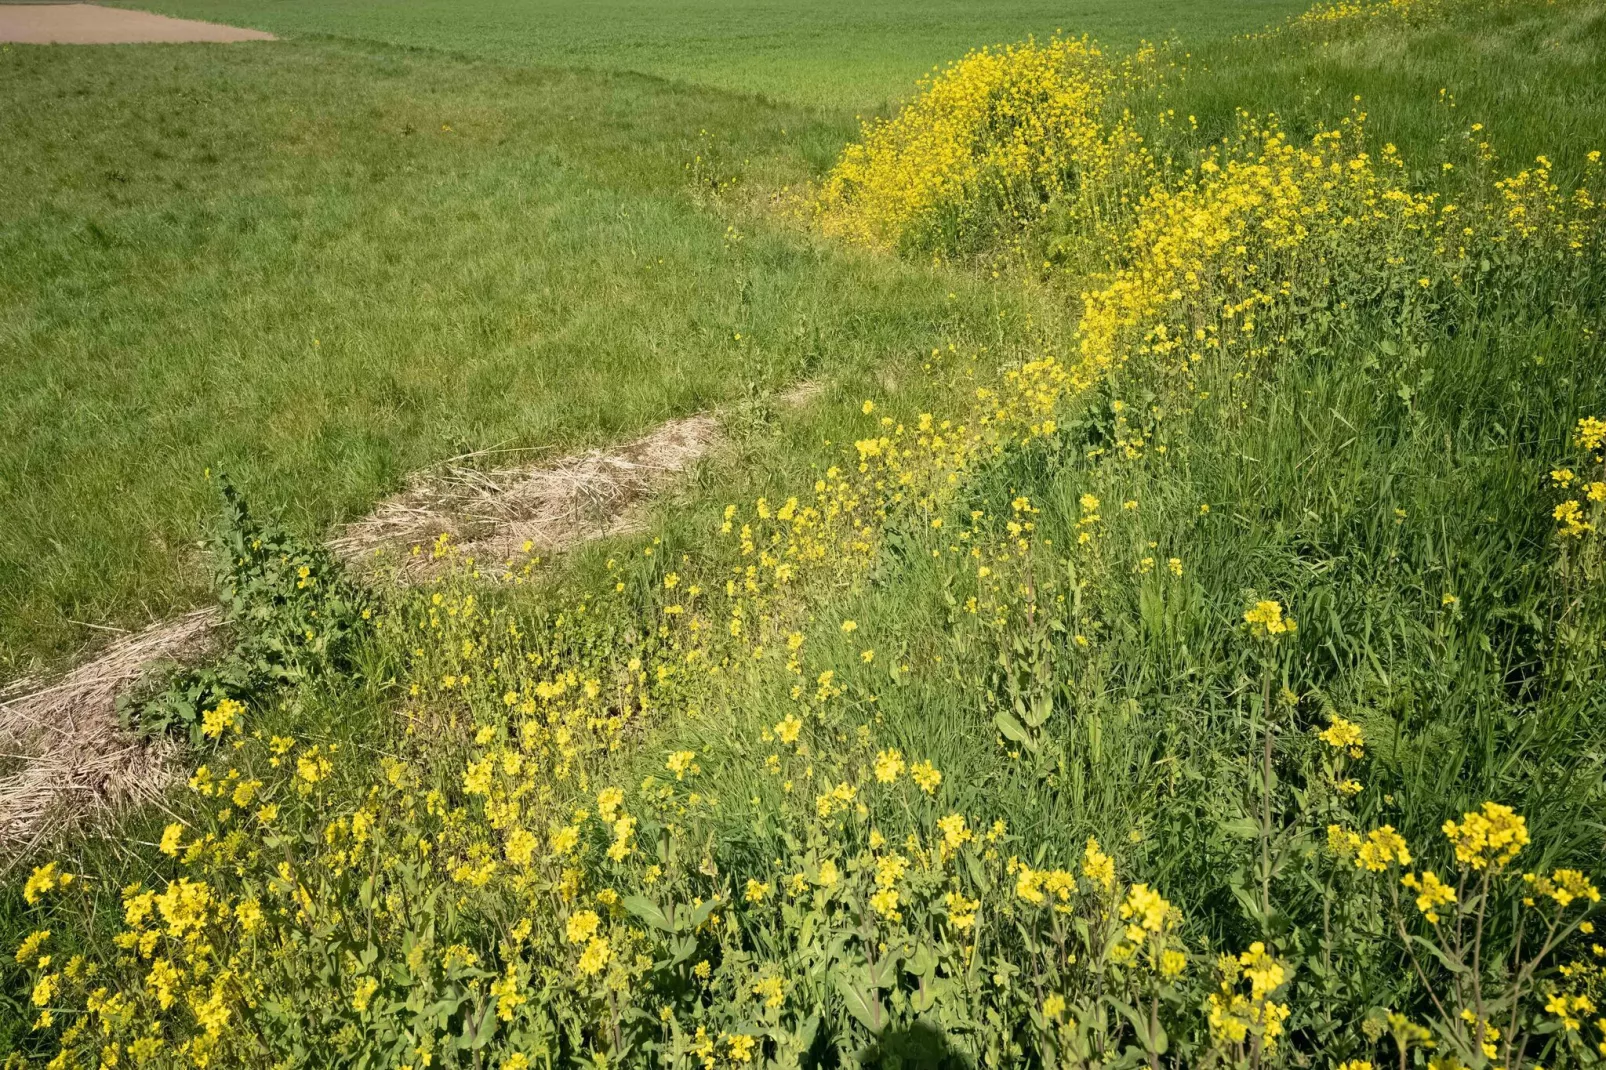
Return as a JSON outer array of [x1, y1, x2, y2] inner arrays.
[[1208, 942, 1292, 1053], [815, 36, 1154, 254], [1244, 598, 1298, 640], [1295, 0, 1438, 27], [1318, 714, 1365, 757], [1356, 825, 1413, 871], [1524, 869, 1602, 910], [1442, 801, 1530, 870], [1554, 416, 1606, 539], [1401, 869, 1457, 923]]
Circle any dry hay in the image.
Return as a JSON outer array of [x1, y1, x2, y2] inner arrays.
[[0, 383, 833, 854], [0, 608, 220, 866], [329, 413, 723, 570], [0, 411, 734, 854]]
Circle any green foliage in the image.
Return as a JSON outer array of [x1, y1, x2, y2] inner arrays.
[[6, 0, 1606, 1065], [0, 38, 1022, 676], [126, 476, 370, 743], [108, 0, 1307, 111]]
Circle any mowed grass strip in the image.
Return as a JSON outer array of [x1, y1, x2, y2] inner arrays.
[[0, 40, 1031, 677], [113, 0, 1311, 111]]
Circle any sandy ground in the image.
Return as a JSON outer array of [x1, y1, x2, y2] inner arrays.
[[0, 3, 274, 43]]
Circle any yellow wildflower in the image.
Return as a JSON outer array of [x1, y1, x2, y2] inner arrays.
[[1082, 837, 1116, 893], [1401, 871, 1457, 923], [944, 891, 979, 930], [576, 936, 611, 976], [1574, 415, 1606, 451], [23, 862, 68, 905], [1120, 883, 1173, 934], [873, 748, 905, 783], [753, 975, 785, 1009], [566, 910, 600, 945], [158, 823, 185, 858], [727, 1033, 757, 1063], [352, 976, 378, 1014], [1442, 802, 1528, 870], [1244, 599, 1297, 639], [869, 887, 901, 920], [1317, 715, 1365, 757], [666, 750, 696, 780], [1356, 826, 1413, 871]]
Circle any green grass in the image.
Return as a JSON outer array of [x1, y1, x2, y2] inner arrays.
[[0, 0, 1327, 679], [1155, 0, 1606, 183], [0, 39, 1044, 677], [113, 0, 1308, 111]]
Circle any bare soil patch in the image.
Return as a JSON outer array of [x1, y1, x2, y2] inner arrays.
[[0, 4, 274, 43]]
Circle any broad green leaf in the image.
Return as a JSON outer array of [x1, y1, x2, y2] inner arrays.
[[994, 709, 1037, 751], [867, 951, 902, 989], [623, 895, 674, 932], [831, 966, 885, 1034], [684, 896, 720, 931]]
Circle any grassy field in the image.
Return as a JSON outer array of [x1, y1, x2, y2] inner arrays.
[[0, 39, 989, 677], [114, 0, 1305, 110], [0, 0, 1311, 679], [5, 0, 1606, 1064]]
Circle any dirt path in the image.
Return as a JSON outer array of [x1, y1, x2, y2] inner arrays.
[[0, 3, 274, 43]]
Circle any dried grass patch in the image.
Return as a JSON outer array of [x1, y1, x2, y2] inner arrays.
[[330, 413, 723, 571], [0, 609, 219, 867], [0, 402, 757, 853]]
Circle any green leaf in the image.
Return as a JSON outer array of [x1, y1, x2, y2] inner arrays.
[[914, 976, 956, 1015], [668, 934, 698, 967], [994, 709, 1038, 752], [867, 951, 902, 989], [1220, 817, 1261, 839], [904, 943, 936, 978], [1026, 690, 1053, 729], [831, 967, 885, 1034], [1110, 998, 1153, 1050], [468, 1002, 499, 1048], [683, 896, 720, 931], [964, 850, 989, 891], [1410, 934, 1469, 974], [623, 895, 673, 932]]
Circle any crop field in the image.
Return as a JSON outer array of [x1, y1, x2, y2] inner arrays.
[[109, 0, 1304, 109], [3, 0, 1606, 1065]]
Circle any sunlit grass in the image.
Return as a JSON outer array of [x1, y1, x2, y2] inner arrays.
[[4, 0, 1606, 1063], [114, 0, 1310, 111], [0, 40, 1040, 675]]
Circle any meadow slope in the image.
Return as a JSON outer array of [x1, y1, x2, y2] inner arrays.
[[110, 0, 1306, 110], [1, 0, 1316, 678], [4, 0, 1606, 1066]]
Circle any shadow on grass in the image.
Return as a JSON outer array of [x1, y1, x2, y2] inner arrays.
[[854, 1020, 972, 1069]]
